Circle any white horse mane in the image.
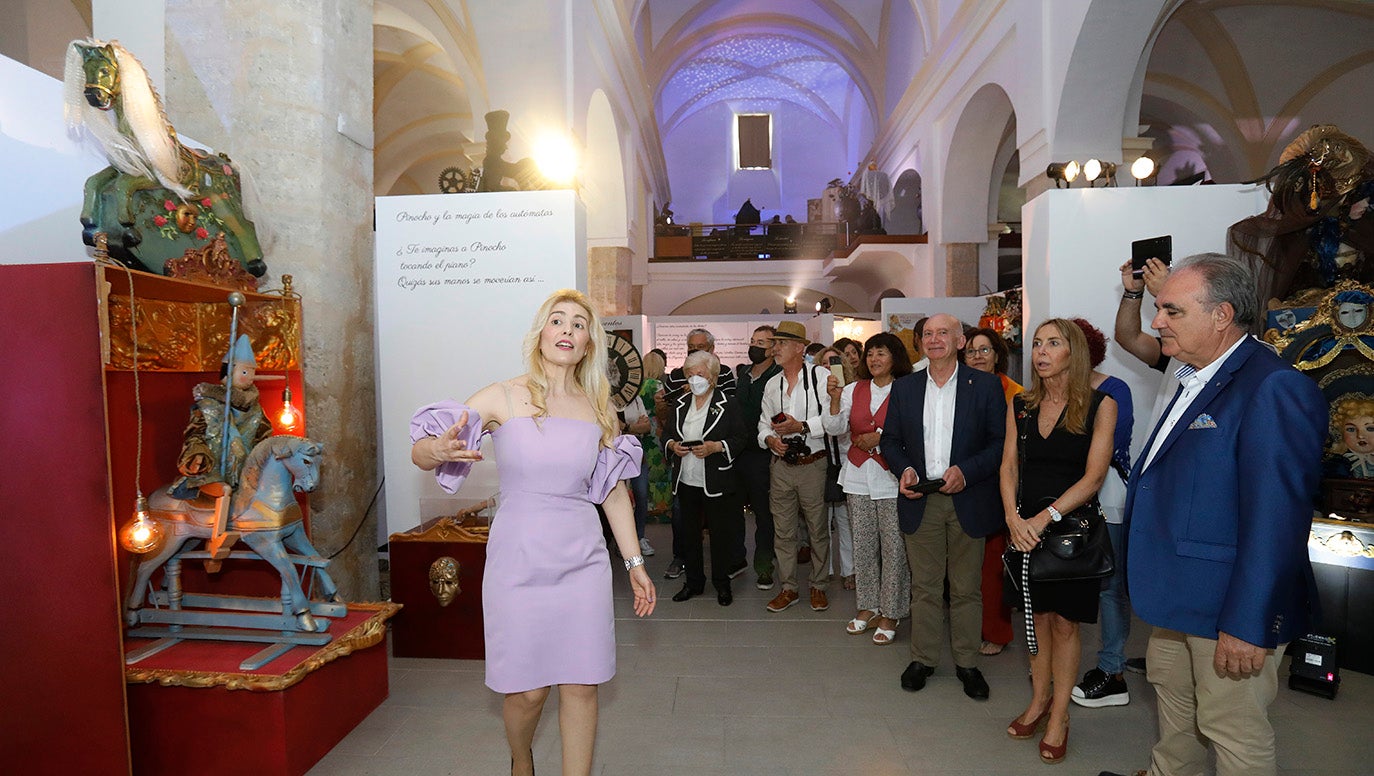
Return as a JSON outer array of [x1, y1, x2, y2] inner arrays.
[[63, 38, 192, 198]]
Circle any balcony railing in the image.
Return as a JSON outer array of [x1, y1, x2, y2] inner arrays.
[[652, 222, 849, 262]]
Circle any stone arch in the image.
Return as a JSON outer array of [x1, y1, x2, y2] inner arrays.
[[941, 83, 1016, 244], [1052, 0, 1175, 162], [584, 89, 629, 245], [669, 284, 857, 316]]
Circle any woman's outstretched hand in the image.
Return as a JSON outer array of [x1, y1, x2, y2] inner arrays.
[[429, 410, 484, 465], [630, 566, 656, 617]]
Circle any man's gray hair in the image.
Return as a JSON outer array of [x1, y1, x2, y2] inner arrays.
[[686, 328, 715, 346], [683, 349, 720, 381], [1176, 252, 1258, 329]]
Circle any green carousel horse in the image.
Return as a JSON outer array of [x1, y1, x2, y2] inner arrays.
[[63, 39, 265, 277]]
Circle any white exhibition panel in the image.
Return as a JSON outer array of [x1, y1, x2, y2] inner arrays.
[[643, 314, 877, 369], [0, 54, 108, 264], [879, 296, 990, 331], [1020, 183, 1269, 466], [375, 190, 586, 533]]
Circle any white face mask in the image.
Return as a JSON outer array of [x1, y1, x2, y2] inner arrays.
[[687, 375, 711, 396]]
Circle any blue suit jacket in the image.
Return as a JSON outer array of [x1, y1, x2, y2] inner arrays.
[[881, 364, 1007, 536], [1125, 337, 1325, 648]]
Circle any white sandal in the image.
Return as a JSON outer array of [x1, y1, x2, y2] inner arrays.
[[845, 609, 879, 635], [871, 618, 898, 645]]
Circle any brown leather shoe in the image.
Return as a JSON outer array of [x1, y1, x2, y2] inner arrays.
[[766, 588, 800, 612], [810, 588, 829, 611]]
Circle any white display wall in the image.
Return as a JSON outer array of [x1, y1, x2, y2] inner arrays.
[[375, 190, 586, 533], [1020, 183, 1270, 464], [0, 54, 109, 264]]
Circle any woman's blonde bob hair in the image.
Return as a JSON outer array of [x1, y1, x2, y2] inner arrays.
[[521, 289, 618, 446], [1022, 318, 1094, 435]]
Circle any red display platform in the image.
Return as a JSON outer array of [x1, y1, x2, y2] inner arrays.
[[125, 603, 398, 776]]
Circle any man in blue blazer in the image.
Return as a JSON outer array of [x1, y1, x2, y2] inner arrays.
[[882, 313, 1007, 699], [1113, 254, 1325, 776]]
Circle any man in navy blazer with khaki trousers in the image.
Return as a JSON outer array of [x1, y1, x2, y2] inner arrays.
[[1110, 255, 1326, 776], [882, 314, 1007, 700]]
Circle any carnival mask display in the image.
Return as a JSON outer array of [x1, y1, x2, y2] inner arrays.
[[428, 556, 462, 606]]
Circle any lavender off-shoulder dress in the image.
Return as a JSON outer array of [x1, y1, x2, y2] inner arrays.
[[411, 402, 642, 693]]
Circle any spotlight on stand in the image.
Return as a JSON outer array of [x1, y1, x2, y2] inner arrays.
[[1083, 159, 1117, 187], [1046, 161, 1080, 188], [783, 296, 798, 315], [815, 297, 832, 314], [533, 132, 579, 186], [1131, 156, 1157, 186]]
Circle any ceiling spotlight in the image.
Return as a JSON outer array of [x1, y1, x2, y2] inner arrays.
[[783, 296, 798, 315], [1083, 159, 1117, 187], [1131, 156, 1157, 185], [815, 297, 832, 314], [1046, 161, 1079, 188]]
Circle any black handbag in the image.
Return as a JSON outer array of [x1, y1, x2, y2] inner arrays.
[[1014, 498, 1115, 584]]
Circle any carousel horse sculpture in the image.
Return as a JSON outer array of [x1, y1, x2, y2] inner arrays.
[[124, 436, 344, 669], [63, 39, 266, 278]]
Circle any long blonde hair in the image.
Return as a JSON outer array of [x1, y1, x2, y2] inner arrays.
[[522, 289, 618, 446], [1022, 318, 1094, 435]]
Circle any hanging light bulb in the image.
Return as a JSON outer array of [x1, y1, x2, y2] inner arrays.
[[278, 385, 300, 430], [118, 496, 164, 554]]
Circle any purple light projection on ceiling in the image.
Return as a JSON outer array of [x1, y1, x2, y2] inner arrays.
[[659, 34, 855, 130]]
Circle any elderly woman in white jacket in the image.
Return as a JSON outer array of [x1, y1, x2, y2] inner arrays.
[[823, 332, 915, 645]]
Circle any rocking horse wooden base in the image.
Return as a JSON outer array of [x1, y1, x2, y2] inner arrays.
[[125, 602, 399, 776]]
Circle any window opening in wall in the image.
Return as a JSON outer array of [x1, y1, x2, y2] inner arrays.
[[736, 114, 771, 169]]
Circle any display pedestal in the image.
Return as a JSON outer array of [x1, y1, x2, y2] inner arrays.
[[125, 603, 398, 776], [389, 511, 490, 660]]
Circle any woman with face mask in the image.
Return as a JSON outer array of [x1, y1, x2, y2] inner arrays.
[[664, 349, 750, 605]]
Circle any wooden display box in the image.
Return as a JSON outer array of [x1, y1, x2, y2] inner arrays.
[[389, 509, 491, 660]]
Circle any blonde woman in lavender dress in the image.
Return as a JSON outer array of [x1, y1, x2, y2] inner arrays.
[[410, 289, 656, 776]]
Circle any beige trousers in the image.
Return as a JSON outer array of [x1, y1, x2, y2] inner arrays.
[[769, 456, 830, 591], [903, 493, 983, 668], [1146, 627, 1285, 776]]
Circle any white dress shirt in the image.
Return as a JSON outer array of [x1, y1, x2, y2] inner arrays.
[[1141, 335, 1247, 470], [757, 365, 830, 451], [823, 380, 897, 498], [921, 368, 958, 478], [679, 398, 709, 487]]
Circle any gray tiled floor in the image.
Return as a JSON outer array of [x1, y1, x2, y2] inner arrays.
[[311, 523, 1372, 775]]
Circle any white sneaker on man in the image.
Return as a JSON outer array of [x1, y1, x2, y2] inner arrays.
[[639, 537, 656, 557]]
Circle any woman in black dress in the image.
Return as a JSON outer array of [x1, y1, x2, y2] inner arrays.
[[998, 319, 1117, 765]]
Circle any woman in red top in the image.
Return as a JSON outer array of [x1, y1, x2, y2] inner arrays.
[[823, 332, 914, 645], [963, 327, 1022, 656]]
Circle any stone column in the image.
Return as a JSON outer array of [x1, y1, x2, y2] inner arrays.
[[945, 242, 980, 297], [165, 0, 379, 599], [588, 245, 632, 316]]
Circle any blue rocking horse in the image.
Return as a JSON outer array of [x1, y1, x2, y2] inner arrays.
[[125, 436, 344, 669]]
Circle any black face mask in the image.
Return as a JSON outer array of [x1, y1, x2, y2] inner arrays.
[[748, 345, 768, 364]]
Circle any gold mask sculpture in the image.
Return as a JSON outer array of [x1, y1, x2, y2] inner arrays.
[[428, 556, 461, 606]]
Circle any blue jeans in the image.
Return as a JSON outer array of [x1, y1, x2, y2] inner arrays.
[[1097, 521, 1130, 675], [630, 467, 649, 540]]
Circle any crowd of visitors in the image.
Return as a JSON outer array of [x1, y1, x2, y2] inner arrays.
[[412, 251, 1325, 774]]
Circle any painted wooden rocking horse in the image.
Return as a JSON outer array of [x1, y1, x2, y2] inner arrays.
[[64, 39, 265, 278], [124, 435, 344, 670]]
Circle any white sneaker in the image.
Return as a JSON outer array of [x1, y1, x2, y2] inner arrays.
[[639, 537, 656, 557]]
